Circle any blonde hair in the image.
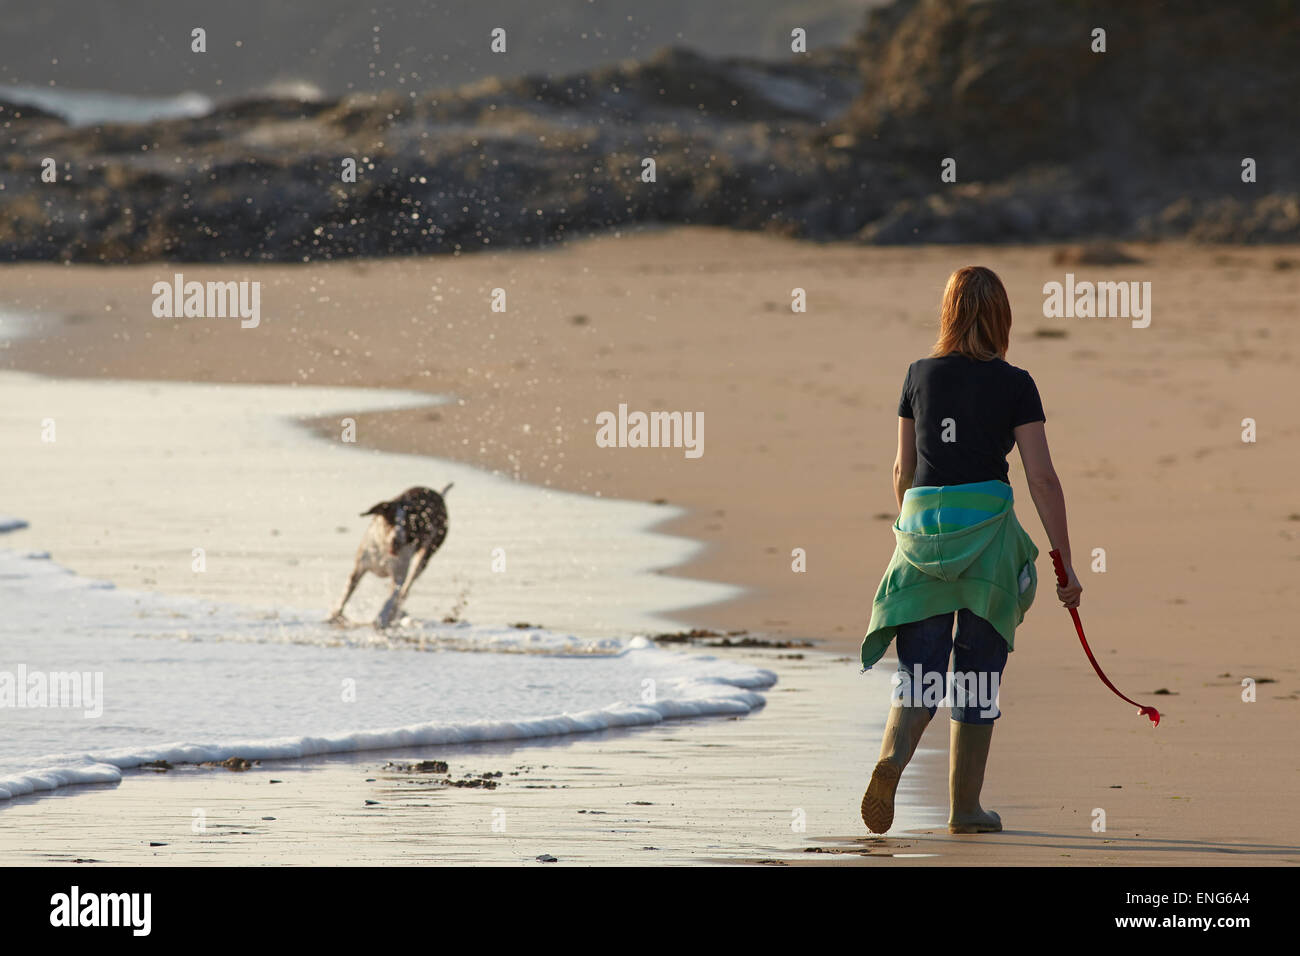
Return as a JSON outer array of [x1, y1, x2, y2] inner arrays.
[[931, 266, 1012, 360]]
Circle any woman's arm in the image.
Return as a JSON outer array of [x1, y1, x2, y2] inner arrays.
[[893, 417, 917, 510], [1014, 421, 1082, 608]]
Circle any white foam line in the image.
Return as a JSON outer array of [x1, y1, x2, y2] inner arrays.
[[0, 546, 776, 803], [0, 662, 773, 801]]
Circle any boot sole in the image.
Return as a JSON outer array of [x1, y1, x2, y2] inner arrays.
[[861, 760, 902, 833]]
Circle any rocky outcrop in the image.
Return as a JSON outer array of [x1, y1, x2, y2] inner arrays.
[[0, 47, 860, 262], [0, 0, 1295, 262], [835, 0, 1300, 243]]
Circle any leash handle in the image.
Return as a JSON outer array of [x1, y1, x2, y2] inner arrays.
[[1049, 548, 1070, 587], [1047, 549, 1160, 727]]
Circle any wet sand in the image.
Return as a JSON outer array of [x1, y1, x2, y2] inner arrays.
[[4, 648, 1291, 866], [2, 228, 1298, 864], [0, 372, 734, 636]]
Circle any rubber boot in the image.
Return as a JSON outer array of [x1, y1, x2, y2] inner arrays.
[[947, 720, 1002, 833], [860, 705, 932, 833]]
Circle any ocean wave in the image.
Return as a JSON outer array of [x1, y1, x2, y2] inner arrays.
[[0, 547, 776, 802], [0, 84, 213, 126]]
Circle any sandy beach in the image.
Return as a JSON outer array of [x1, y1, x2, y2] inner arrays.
[[2, 229, 1299, 865]]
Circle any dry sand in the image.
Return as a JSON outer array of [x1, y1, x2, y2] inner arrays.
[[2, 228, 1298, 864]]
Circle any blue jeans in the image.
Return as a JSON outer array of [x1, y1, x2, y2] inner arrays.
[[893, 610, 1009, 724]]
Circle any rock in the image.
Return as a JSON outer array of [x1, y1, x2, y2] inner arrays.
[[384, 759, 449, 773], [842, 0, 1300, 244], [1052, 244, 1145, 266]]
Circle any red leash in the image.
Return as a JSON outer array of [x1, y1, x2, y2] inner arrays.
[[1049, 550, 1160, 727]]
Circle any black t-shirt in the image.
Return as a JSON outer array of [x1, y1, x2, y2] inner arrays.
[[897, 354, 1046, 487]]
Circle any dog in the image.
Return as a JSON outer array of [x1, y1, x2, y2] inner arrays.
[[329, 484, 452, 628]]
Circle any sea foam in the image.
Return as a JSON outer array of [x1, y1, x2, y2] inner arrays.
[[0, 547, 775, 802]]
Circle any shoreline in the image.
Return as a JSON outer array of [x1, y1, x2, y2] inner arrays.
[[1, 647, 944, 866], [0, 364, 946, 863], [0, 368, 782, 809]]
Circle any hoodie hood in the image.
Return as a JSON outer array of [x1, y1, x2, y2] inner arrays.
[[894, 509, 1009, 581], [891, 481, 1017, 582]]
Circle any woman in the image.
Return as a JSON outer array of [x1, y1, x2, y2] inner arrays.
[[860, 266, 1082, 835]]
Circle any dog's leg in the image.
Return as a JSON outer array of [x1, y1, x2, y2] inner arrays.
[[375, 553, 413, 629], [329, 564, 366, 624], [378, 538, 438, 629], [405, 543, 437, 593]]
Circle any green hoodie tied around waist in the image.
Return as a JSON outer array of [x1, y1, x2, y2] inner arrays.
[[861, 480, 1040, 669]]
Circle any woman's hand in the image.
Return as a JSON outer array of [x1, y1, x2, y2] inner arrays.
[[1056, 566, 1083, 609]]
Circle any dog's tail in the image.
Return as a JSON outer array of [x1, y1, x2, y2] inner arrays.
[[440, 482, 454, 497]]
